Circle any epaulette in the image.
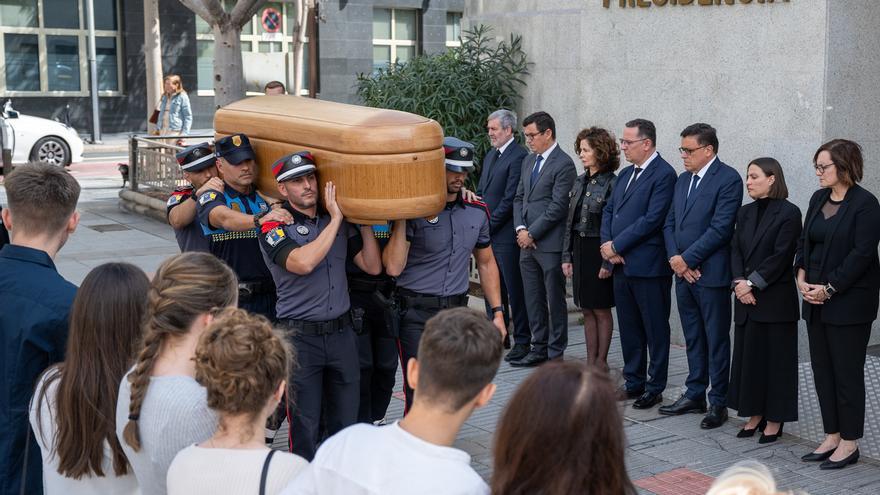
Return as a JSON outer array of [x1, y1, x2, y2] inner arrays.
[[463, 198, 491, 219], [261, 220, 284, 234]]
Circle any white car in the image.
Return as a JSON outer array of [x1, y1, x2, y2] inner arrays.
[[2, 100, 84, 167]]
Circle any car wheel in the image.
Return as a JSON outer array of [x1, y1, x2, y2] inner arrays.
[[30, 136, 71, 167]]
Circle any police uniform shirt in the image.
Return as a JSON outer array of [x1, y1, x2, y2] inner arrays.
[[196, 183, 273, 283], [166, 186, 210, 253], [259, 204, 364, 321], [395, 197, 491, 297]]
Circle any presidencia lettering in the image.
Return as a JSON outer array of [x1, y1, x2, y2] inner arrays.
[[603, 0, 789, 7]]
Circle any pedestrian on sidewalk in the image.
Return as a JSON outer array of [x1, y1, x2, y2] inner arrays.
[[728, 157, 801, 444], [153, 74, 192, 144], [796, 139, 880, 469], [0, 163, 80, 495]]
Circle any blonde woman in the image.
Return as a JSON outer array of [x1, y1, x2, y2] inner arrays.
[[154, 74, 192, 141]]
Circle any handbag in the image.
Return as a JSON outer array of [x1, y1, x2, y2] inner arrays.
[[259, 449, 278, 495], [148, 109, 159, 124]]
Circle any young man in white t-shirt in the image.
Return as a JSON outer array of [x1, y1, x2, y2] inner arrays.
[[283, 307, 503, 495]]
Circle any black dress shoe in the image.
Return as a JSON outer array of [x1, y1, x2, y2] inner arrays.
[[736, 418, 767, 438], [509, 351, 548, 368], [504, 344, 530, 363], [820, 448, 859, 470], [632, 392, 662, 410], [700, 405, 728, 429], [616, 387, 644, 401], [802, 449, 836, 462], [658, 395, 707, 416], [758, 422, 783, 444]]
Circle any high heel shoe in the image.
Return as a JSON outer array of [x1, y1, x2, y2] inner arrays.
[[820, 448, 859, 470], [802, 448, 836, 462], [736, 418, 767, 438], [758, 422, 783, 444]]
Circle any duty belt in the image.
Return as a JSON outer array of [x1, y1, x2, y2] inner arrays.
[[398, 289, 468, 310], [238, 280, 274, 298], [278, 313, 352, 336], [348, 277, 394, 294]]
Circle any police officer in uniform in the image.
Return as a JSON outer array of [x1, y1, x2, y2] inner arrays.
[[384, 136, 507, 412], [196, 133, 291, 320], [347, 222, 399, 424], [167, 142, 216, 252], [258, 151, 381, 461]]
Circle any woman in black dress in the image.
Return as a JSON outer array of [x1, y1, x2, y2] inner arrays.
[[562, 127, 619, 370], [796, 139, 880, 469], [727, 157, 801, 444]]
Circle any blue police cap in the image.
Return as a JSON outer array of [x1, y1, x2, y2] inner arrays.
[[443, 136, 475, 173], [215, 133, 255, 165], [175, 142, 215, 172]]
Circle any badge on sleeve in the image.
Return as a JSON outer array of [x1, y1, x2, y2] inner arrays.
[[296, 225, 310, 235], [167, 195, 181, 207], [265, 227, 286, 247], [198, 191, 218, 205]]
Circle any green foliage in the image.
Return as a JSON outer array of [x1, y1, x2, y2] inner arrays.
[[356, 25, 531, 186]]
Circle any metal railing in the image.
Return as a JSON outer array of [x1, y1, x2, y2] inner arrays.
[[128, 134, 214, 193]]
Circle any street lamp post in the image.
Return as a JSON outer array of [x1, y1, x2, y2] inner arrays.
[[85, 0, 102, 143]]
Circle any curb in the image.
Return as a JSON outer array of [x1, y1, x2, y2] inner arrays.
[[85, 144, 129, 154], [118, 189, 168, 224]]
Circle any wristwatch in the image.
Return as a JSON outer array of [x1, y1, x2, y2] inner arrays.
[[746, 280, 754, 288], [824, 284, 837, 299]]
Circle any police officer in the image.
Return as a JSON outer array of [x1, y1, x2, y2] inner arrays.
[[196, 133, 291, 320], [258, 151, 381, 461], [167, 142, 216, 252], [347, 222, 399, 424], [384, 136, 507, 412]]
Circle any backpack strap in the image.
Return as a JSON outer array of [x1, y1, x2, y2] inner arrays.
[[259, 449, 279, 495]]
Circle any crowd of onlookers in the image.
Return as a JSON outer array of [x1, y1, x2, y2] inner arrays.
[[3, 102, 878, 494]]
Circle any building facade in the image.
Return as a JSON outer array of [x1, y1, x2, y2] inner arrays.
[[0, 0, 465, 134]]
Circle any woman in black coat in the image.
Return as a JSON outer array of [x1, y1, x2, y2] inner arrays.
[[796, 139, 880, 469], [728, 157, 801, 444]]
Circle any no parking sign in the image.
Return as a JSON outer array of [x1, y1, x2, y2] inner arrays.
[[262, 7, 282, 33]]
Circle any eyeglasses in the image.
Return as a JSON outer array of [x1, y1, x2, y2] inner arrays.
[[814, 162, 835, 174], [524, 129, 548, 140], [619, 138, 647, 146], [678, 145, 708, 156]]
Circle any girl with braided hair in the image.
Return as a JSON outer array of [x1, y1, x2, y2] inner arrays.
[[115, 252, 237, 495], [167, 308, 306, 494]]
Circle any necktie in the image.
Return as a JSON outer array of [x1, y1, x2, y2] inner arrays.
[[530, 155, 543, 190], [626, 166, 642, 192], [687, 173, 701, 202], [485, 149, 499, 177]]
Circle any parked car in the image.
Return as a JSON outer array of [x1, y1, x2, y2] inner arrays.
[[1, 100, 84, 167]]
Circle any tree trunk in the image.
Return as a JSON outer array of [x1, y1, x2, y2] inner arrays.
[[143, 0, 163, 130], [212, 23, 245, 108]]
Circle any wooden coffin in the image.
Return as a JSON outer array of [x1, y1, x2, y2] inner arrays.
[[214, 96, 446, 224]]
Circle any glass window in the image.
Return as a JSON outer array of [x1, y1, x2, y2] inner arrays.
[[47, 35, 80, 91], [94, 0, 116, 30], [284, 2, 299, 36], [196, 40, 214, 91], [4, 33, 39, 91], [446, 12, 461, 43], [95, 36, 117, 91], [372, 45, 390, 71], [395, 10, 416, 41], [43, 0, 79, 29], [396, 46, 415, 64], [372, 8, 391, 39], [0, 0, 37, 27], [258, 41, 281, 53], [195, 12, 212, 35]]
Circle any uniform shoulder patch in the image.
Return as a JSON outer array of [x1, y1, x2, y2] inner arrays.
[[264, 225, 287, 247], [168, 186, 193, 207], [198, 191, 219, 206]]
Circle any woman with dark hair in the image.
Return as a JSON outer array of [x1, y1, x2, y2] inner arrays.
[[491, 362, 635, 495], [167, 308, 307, 494], [796, 139, 880, 469], [727, 158, 801, 444], [30, 263, 150, 494], [562, 127, 619, 369], [116, 252, 239, 495]]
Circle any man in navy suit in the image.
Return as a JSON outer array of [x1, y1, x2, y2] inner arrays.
[[600, 119, 676, 410], [474, 109, 530, 359], [659, 123, 742, 429]]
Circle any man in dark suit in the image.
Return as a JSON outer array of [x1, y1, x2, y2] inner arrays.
[[511, 111, 576, 366], [474, 109, 530, 359], [600, 119, 676, 409], [659, 123, 743, 429]]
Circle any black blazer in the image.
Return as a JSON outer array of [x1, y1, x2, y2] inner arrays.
[[794, 185, 880, 325], [730, 199, 801, 325]]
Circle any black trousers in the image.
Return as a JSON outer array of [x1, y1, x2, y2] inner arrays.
[[239, 292, 277, 322], [286, 325, 359, 461], [351, 290, 399, 423], [728, 319, 798, 422], [807, 315, 872, 440]]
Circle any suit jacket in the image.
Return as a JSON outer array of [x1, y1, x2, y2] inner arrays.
[[663, 158, 743, 288], [477, 141, 528, 245], [731, 198, 801, 324], [794, 185, 880, 325], [513, 144, 577, 253], [600, 153, 677, 278]]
